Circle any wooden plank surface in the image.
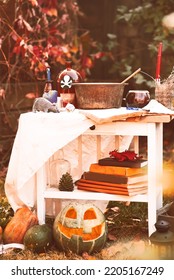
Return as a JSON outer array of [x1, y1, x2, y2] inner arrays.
[[123, 114, 174, 123]]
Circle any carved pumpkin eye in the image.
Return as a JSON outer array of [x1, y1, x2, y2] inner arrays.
[[65, 207, 77, 219], [84, 208, 97, 220]]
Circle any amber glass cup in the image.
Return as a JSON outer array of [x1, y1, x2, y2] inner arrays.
[[125, 90, 150, 109]]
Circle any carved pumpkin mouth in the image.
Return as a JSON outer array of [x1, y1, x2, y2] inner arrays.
[[58, 222, 105, 241]]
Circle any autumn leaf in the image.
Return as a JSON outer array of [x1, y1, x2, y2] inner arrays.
[[0, 88, 5, 99], [107, 233, 117, 241], [42, 8, 57, 17], [109, 150, 142, 161], [22, 18, 34, 33], [25, 93, 36, 99], [82, 57, 93, 68], [70, 45, 79, 54], [29, 0, 38, 6], [94, 52, 106, 59], [82, 252, 96, 260], [38, 0, 58, 17]]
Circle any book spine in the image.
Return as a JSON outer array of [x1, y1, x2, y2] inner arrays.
[[89, 163, 143, 176], [76, 182, 147, 196], [83, 172, 128, 184], [77, 178, 147, 189]]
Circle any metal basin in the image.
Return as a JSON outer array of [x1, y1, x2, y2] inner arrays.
[[73, 82, 127, 109]]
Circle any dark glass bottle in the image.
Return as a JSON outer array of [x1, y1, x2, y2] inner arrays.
[[44, 81, 53, 93], [44, 67, 53, 93], [57, 61, 82, 107], [43, 67, 58, 103]]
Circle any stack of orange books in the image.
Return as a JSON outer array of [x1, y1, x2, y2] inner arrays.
[[75, 158, 148, 196]]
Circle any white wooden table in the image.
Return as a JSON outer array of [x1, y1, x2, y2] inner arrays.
[[36, 114, 173, 236]]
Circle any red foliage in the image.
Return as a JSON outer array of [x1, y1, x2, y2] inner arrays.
[[0, 0, 107, 83], [109, 150, 142, 161]]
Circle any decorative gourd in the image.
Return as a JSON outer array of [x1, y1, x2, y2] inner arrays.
[[0, 226, 2, 243], [53, 202, 107, 255], [3, 207, 38, 244], [24, 224, 53, 253], [0, 197, 14, 229]]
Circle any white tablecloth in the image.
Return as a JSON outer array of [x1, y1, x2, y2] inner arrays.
[[5, 111, 94, 212]]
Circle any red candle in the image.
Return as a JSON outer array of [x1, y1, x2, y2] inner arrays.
[[155, 42, 163, 80]]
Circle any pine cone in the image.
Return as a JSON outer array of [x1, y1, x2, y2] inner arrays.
[[59, 172, 74, 191]]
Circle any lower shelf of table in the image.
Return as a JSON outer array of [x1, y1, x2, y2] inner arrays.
[[44, 187, 148, 202]]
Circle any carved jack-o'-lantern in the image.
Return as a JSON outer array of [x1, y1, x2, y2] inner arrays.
[[53, 202, 107, 254]]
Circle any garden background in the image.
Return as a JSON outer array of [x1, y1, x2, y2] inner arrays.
[[0, 0, 174, 260]]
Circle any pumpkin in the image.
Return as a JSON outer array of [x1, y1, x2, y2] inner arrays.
[[53, 202, 107, 255], [24, 224, 53, 253], [3, 207, 38, 244], [0, 226, 2, 243]]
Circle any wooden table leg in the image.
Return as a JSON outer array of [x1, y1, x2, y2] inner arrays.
[[36, 166, 46, 224], [147, 123, 163, 236]]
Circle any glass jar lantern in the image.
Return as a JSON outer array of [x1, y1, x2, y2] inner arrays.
[[57, 61, 82, 107], [49, 150, 71, 188], [149, 220, 174, 259]]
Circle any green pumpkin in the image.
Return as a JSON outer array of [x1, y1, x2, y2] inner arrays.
[[53, 202, 107, 255], [24, 224, 53, 253]]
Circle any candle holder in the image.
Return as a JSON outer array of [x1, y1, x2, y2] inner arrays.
[[149, 220, 174, 259]]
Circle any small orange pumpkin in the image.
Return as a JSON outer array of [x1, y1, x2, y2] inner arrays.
[[53, 202, 107, 254], [3, 207, 38, 244], [0, 226, 2, 243]]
